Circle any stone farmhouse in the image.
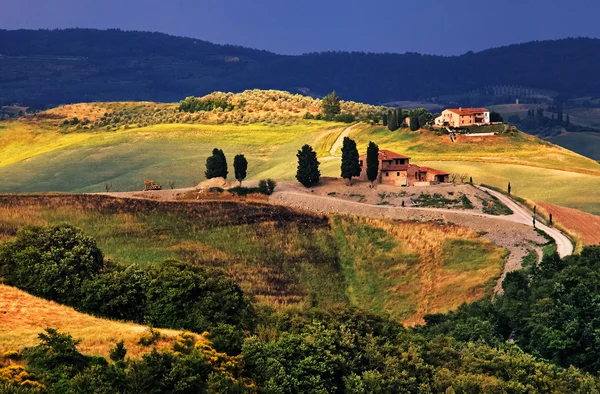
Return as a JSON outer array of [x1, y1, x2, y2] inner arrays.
[[358, 150, 449, 186], [434, 108, 490, 127]]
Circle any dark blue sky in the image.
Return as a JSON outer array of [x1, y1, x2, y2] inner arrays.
[[3, 0, 600, 55]]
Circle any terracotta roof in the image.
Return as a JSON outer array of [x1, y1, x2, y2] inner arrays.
[[419, 166, 450, 175], [445, 108, 489, 116], [359, 149, 410, 161]]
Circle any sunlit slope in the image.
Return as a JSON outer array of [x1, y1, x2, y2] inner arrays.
[[0, 120, 344, 192], [1, 102, 599, 213]]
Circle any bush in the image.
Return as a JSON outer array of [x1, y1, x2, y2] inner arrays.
[[144, 260, 253, 333], [257, 179, 276, 195], [0, 225, 105, 305], [333, 113, 356, 123]]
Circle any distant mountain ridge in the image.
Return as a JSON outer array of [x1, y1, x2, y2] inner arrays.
[[1, 28, 600, 107]]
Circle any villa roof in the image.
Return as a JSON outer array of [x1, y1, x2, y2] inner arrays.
[[359, 149, 410, 161], [419, 166, 450, 175], [445, 108, 489, 116]]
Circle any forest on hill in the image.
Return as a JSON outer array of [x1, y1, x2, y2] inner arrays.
[[2, 29, 600, 107]]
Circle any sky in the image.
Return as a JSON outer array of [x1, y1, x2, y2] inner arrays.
[[2, 0, 600, 56]]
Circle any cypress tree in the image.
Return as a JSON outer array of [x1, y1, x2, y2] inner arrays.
[[296, 145, 320, 187], [341, 137, 361, 186], [233, 154, 248, 186], [396, 107, 403, 127], [388, 110, 398, 131], [409, 116, 419, 131], [366, 141, 379, 187], [205, 148, 228, 179], [382, 113, 388, 127]]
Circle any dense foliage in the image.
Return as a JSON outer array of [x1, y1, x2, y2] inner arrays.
[[3, 29, 600, 106], [2, 222, 600, 392], [321, 91, 341, 119], [0, 225, 253, 344], [422, 247, 600, 374], [296, 144, 320, 187], [4, 309, 600, 393]]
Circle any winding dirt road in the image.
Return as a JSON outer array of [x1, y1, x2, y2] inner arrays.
[[329, 123, 361, 156], [476, 186, 573, 257]]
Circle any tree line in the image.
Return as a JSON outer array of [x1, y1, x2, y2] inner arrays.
[[296, 137, 380, 187]]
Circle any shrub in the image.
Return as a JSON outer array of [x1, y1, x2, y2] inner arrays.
[[0, 225, 105, 305], [257, 179, 277, 195]]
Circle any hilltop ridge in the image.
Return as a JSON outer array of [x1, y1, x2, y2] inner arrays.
[[2, 29, 600, 106]]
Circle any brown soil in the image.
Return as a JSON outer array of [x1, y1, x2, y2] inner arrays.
[[537, 201, 600, 245]]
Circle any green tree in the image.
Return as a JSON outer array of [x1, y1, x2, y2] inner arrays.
[[341, 137, 361, 185], [205, 148, 228, 179], [233, 154, 248, 186], [490, 111, 504, 122], [109, 340, 127, 362], [366, 141, 379, 187], [409, 116, 419, 131], [322, 91, 341, 119], [296, 144, 321, 187], [396, 107, 403, 127], [0, 225, 105, 305], [382, 113, 388, 127], [387, 110, 398, 131]]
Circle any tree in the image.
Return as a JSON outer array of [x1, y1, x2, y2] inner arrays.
[[382, 113, 388, 127], [396, 107, 403, 127], [322, 91, 341, 119], [341, 137, 361, 186], [296, 145, 320, 187], [490, 111, 504, 122], [387, 110, 398, 131], [205, 148, 228, 179], [409, 116, 419, 131], [233, 154, 248, 186], [110, 340, 127, 362], [366, 141, 379, 187]]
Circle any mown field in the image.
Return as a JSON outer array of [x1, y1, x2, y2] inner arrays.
[[0, 195, 504, 325], [1, 102, 600, 214]]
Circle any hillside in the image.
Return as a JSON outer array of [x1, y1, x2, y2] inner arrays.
[[1, 92, 599, 214], [0, 194, 505, 325], [0, 284, 186, 359], [2, 29, 600, 107]]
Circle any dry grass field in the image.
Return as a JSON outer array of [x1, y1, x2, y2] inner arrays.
[[0, 284, 185, 359]]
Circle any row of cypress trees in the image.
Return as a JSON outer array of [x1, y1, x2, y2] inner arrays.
[[295, 139, 380, 188]]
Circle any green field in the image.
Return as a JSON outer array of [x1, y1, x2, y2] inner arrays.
[[1, 102, 600, 214]]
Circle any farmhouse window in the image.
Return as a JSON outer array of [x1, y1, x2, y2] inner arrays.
[[385, 172, 389, 177], [397, 172, 400, 176]]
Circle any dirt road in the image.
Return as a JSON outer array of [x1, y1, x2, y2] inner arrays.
[[270, 186, 565, 293], [476, 186, 573, 257], [329, 123, 361, 156]]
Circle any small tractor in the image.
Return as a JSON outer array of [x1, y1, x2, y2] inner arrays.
[[143, 180, 162, 191]]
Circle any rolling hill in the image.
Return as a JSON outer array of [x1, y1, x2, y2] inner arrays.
[[1, 90, 599, 214], [2, 29, 600, 107]]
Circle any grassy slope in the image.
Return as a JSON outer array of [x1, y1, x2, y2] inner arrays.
[[343, 126, 600, 215], [0, 120, 344, 192], [0, 195, 503, 326], [1, 105, 599, 213], [0, 284, 186, 359]]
